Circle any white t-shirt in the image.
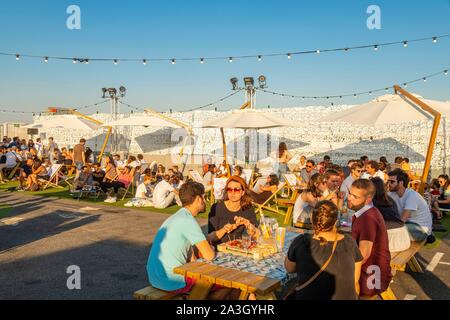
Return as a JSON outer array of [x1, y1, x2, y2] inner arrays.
[[152, 180, 175, 207], [5, 152, 19, 168], [389, 189, 432, 235], [115, 160, 125, 168], [362, 170, 385, 181], [340, 175, 355, 198], [135, 183, 148, 199], [128, 160, 140, 168]]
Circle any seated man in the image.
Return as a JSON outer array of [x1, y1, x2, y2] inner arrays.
[[387, 169, 433, 242], [18, 159, 34, 190], [147, 181, 239, 299], [300, 160, 318, 185], [125, 175, 153, 207], [348, 179, 392, 298], [152, 175, 182, 209], [362, 161, 386, 182], [0, 146, 22, 178], [73, 165, 94, 190], [92, 162, 106, 186]]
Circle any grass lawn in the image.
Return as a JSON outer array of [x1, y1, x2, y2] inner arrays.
[[0, 204, 12, 219], [425, 215, 450, 250], [0, 180, 290, 224]]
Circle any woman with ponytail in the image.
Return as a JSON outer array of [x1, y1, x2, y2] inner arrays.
[[285, 201, 363, 300]]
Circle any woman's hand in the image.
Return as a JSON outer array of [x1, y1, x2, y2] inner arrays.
[[234, 216, 251, 228], [222, 223, 238, 234]]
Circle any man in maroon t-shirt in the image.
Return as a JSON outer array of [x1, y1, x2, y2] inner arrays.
[[348, 179, 392, 297]]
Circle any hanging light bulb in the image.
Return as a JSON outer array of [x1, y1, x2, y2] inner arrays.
[[15, 54, 20, 61], [444, 70, 448, 76], [113, 59, 118, 65], [258, 55, 262, 61], [385, 88, 389, 92], [44, 57, 49, 63], [423, 77, 427, 82], [229, 57, 233, 63], [142, 59, 147, 65], [344, 48, 349, 52], [432, 36, 437, 43], [316, 49, 320, 54], [369, 91, 372, 96], [73, 58, 77, 64], [404, 83, 408, 87], [403, 41, 408, 48], [85, 59, 89, 65], [171, 59, 176, 65], [287, 53, 292, 59], [200, 58, 204, 64], [354, 94, 357, 98], [374, 45, 379, 51]]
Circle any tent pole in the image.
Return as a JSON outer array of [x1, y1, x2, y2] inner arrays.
[[220, 128, 230, 177], [394, 85, 441, 195]]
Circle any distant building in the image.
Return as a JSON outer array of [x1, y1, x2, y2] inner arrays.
[[0, 122, 29, 140]]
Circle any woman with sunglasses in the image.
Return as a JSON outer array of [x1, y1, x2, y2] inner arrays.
[[293, 173, 337, 225], [207, 176, 259, 247]]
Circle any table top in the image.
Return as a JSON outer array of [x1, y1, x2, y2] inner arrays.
[[174, 261, 281, 296], [174, 231, 301, 293]]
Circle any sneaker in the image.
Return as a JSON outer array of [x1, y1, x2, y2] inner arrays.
[[124, 202, 133, 207], [104, 196, 112, 203], [17, 187, 25, 192], [109, 197, 117, 203]]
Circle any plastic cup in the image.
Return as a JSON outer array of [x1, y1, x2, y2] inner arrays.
[[276, 227, 286, 252]]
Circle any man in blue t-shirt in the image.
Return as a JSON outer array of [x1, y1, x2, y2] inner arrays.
[[147, 181, 215, 292]]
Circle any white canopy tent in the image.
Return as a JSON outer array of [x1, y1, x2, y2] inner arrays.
[[202, 109, 298, 176], [319, 93, 450, 125], [24, 116, 101, 131], [319, 88, 450, 192]]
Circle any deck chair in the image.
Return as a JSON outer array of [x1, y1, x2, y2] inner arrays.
[[39, 164, 64, 190], [188, 170, 204, 184], [254, 181, 299, 226], [119, 168, 138, 201], [283, 173, 301, 198], [6, 162, 21, 180], [139, 163, 150, 174]]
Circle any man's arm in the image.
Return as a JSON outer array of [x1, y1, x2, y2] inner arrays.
[[82, 147, 86, 164], [195, 240, 215, 261], [401, 210, 412, 222], [358, 240, 374, 265]]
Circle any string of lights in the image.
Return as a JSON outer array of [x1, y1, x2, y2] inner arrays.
[[1, 34, 449, 65], [0, 100, 110, 116], [119, 90, 243, 113], [256, 68, 449, 100]]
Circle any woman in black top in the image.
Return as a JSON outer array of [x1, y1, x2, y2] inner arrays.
[[285, 200, 363, 300], [371, 177, 411, 252], [207, 176, 259, 246], [371, 177, 404, 229]]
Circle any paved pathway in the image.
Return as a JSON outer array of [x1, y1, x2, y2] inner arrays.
[[1, 191, 449, 300]]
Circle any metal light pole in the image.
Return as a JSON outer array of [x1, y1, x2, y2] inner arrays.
[[229, 76, 268, 166], [102, 87, 126, 153]]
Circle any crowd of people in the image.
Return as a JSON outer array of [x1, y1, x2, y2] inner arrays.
[[3, 136, 450, 300]]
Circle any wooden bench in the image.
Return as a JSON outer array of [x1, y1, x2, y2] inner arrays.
[[133, 285, 183, 300], [391, 240, 426, 274]]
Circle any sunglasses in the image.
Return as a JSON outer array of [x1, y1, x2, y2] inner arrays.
[[227, 188, 243, 193]]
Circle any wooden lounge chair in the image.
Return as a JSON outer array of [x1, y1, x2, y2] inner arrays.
[[254, 182, 299, 225], [36, 164, 65, 190]]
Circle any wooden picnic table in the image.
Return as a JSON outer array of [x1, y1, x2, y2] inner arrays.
[[174, 261, 281, 300]]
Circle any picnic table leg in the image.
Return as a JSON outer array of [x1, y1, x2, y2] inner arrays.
[[256, 292, 277, 300], [238, 290, 250, 300], [408, 256, 424, 273], [187, 279, 214, 300], [379, 286, 397, 300]]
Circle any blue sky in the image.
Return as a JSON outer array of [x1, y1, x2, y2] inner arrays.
[[0, 0, 449, 122]]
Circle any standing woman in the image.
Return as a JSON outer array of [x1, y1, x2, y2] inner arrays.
[[276, 142, 293, 179], [285, 201, 363, 300], [207, 176, 260, 247]]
